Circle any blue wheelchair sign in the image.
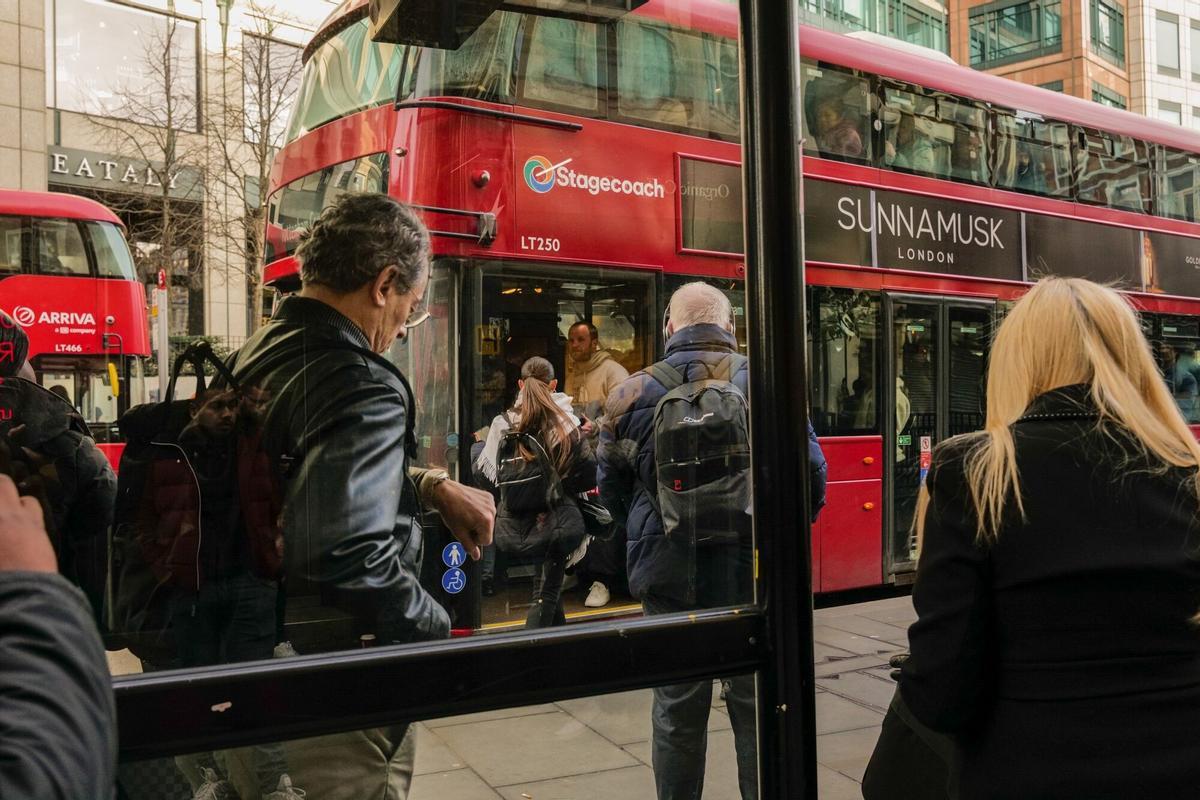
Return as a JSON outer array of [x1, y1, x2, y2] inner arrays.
[[442, 542, 466, 568], [441, 568, 466, 595]]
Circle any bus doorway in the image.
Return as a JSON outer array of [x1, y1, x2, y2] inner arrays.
[[885, 294, 993, 579], [464, 261, 656, 630]]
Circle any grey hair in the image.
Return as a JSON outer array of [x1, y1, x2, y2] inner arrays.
[[668, 281, 732, 329]]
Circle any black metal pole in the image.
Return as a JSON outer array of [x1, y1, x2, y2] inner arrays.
[[738, 2, 816, 799]]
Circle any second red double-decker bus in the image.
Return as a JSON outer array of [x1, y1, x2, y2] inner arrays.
[[0, 189, 151, 459], [264, 0, 1200, 628]]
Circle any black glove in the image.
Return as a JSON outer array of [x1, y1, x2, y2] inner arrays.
[[888, 652, 909, 682]]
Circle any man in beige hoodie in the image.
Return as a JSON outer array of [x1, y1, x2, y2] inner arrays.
[[564, 321, 629, 609], [565, 322, 629, 409]]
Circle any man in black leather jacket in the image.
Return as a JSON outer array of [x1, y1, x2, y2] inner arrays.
[[229, 193, 494, 648]]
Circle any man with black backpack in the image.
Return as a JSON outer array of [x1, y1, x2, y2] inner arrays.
[[598, 282, 826, 800]]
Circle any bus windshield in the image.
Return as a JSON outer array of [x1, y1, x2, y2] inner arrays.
[[86, 221, 137, 279]]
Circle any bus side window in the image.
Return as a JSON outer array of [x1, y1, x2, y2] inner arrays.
[[522, 16, 601, 113], [808, 287, 881, 436], [1156, 146, 1200, 223], [994, 112, 1072, 199], [32, 219, 89, 276], [801, 62, 871, 163], [1074, 127, 1152, 213], [0, 216, 22, 274]]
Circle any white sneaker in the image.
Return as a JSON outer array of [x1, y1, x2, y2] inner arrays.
[[264, 774, 306, 800], [584, 581, 610, 608], [192, 767, 239, 800]]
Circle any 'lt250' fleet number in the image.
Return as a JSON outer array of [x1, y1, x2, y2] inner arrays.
[[520, 235, 561, 253]]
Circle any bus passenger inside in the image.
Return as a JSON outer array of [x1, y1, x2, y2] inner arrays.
[[811, 92, 868, 159], [951, 129, 986, 184], [1013, 144, 1047, 193], [884, 112, 935, 173], [1158, 342, 1200, 422]]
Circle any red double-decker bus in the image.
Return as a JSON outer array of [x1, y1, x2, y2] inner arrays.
[[0, 189, 151, 461], [264, 0, 1200, 625]]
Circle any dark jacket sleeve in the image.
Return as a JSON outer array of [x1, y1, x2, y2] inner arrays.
[[899, 445, 993, 733], [282, 371, 450, 644], [597, 379, 639, 527], [807, 421, 827, 523], [562, 432, 598, 496], [0, 572, 116, 800], [63, 439, 118, 624]]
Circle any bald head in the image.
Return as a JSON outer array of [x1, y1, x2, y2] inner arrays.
[[667, 282, 733, 336]]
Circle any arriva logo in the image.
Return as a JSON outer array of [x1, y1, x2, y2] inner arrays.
[[522, 155, 666, 199], [10, 306, 96, 326]]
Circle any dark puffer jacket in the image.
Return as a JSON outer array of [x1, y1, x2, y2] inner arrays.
[[598, 324, 827, 603], [228, 296, 449, 645], [0, 378, 115, 618]]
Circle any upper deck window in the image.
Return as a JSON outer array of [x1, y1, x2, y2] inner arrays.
[[1074, 128, 1151, 213], [522, 17, 601, 113], [614, 19, 740, 139], [993, 112, 1072, 198], [285, 19, 402, 142], [86, 222, 137, 280], [801, 63, 871, 163], [879, 84, 988, 184], [414, 12, 521, 103], [32, 219, 89, 276], [1157, 147, 1200, 223], [0, 217, 21, 275]]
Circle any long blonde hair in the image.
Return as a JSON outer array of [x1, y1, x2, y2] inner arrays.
[[511, 356, 575, 474], [918, 277, 1200, 544]]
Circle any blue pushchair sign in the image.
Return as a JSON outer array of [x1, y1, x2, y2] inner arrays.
[[441, 568, 466, 595]]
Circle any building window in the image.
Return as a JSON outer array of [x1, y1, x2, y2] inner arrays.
[[1090, 0, 1125, 67], [49, 0, 200, 131], [1039, 79, 1064, 91], [1157, 12, 1181, 76], [797, 0, 949, 53], [241, 35, 303, 147], [1158, 100, 1183, 126], [1091, 82, 1127, 109], [969, 0, 1063, 68], [1191, 22, 1200, 80]]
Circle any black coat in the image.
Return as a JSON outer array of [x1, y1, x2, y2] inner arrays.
[[901, 384, 1200, 799]]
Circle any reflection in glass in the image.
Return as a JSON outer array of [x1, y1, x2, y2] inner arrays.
[[121, 682, 759, 800], [809, 288, 881, 436]]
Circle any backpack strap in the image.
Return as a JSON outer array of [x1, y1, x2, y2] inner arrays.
[[646, 361, 685, 391], [712, 353, 747, 383]]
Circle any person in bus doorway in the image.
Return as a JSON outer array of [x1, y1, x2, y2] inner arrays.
[[226, 193, 495, 799], [478, 357, 594, 628], [1158, 342, 1199, 422], [887, 278, 1200, 798], [0, 313, 115, 624], [565, 320, 630, 609], [598, 282, 827, 800]]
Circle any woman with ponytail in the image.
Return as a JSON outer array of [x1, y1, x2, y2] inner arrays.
[[894, 277, 1200, 798], [476, 357, 595, 628]]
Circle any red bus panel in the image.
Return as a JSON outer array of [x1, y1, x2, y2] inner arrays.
[[0, 276, 149, 358]]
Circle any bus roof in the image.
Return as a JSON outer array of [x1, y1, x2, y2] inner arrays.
[[312, 0, 1200, 154], [0, 189, 122, 226]]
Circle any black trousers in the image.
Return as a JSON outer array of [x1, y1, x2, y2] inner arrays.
[[862, 687, 953, 800]]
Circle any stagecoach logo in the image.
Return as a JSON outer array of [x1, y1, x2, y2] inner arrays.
[[522, 155, 666, 199], [10, 306, 96, 327]]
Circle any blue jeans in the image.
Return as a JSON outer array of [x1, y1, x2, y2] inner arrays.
[[170, 571, 289, 796], [642, 545, 757, 800]]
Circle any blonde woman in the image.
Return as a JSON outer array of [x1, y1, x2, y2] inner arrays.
[[898, 277, 1200, 798]]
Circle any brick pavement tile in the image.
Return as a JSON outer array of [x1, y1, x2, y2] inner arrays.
[[817, 670, 898, 712], [817, 725, 883, 782], [813, 625, 899, 656], [818, 763, 866, 800], [410, 768, 503, 800], [815, 692, 885, 735], [496, 765, 658, 800], [555, 687, 729, 746], [624, 729, 745, 799], [425, 704, 560, 729], [413, 724, 466, 775], [815, 653, 900, 678], [434, 711, 636, 786], [818, 614, 911, 647]]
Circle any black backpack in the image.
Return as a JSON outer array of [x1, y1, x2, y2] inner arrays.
[[646, 354, 751, 547], [496, 429, 563, 514]]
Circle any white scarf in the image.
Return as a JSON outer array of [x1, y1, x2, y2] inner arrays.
[[475, 391, 579, 482]]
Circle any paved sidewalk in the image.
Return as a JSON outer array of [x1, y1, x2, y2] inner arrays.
[[409, 595, 916, 800]]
